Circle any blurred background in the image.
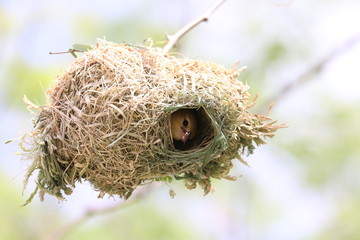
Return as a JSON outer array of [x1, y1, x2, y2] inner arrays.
[[1, 0, 360, 239]]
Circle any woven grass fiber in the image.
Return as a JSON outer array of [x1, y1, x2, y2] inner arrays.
[[22, 39, 282, 204]]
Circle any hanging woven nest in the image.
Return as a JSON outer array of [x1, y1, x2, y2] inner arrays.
[[22, 39, 282, 204]]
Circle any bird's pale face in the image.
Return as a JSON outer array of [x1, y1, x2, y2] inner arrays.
[[170, 109, 198, 145]]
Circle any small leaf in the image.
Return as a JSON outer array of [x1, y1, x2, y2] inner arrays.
[[72, 43, 92, 52], [155, 176, 173, 183], [69, 49, 78, 58]]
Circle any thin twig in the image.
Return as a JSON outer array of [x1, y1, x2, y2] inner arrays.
[[49, 49, 84, 58], [162, 0, 226, 53], [43, 185, 156, 240], [266, 32, 360, 107], [49, 49, 84, 55]]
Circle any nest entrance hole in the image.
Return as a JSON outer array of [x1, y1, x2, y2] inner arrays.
[[172, 107, 215, 151]]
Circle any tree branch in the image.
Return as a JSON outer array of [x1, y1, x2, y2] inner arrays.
[[162, 0, 226, 53], [266, 32, 360, 106], [43, 185, 156, 240]]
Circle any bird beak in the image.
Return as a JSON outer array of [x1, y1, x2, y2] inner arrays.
[[182, 131, 191, 144]]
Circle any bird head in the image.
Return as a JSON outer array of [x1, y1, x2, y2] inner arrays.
[[171, 109, 198, 145]]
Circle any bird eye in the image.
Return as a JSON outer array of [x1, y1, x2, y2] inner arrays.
[[183, 119, 188, 127]]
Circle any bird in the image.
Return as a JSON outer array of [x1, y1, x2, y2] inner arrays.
[[170, 109, 198, 150]]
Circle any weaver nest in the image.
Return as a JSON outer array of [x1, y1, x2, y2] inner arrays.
[[22, 39, 282, 204]]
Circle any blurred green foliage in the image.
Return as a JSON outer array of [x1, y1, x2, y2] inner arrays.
[[311, 194, 360, 240], [1, 1, 360, 239], [280, 100, 360, 186], [0, 8, 11, 34], [0, 173, 202, 240], [73, 14, 166, 46], [0, 172, 61, 239], [67, 203, 202, 240], [5, 58, 54, 107]]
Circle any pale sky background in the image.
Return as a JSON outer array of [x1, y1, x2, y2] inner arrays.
[[1, 0, 360, 239]]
